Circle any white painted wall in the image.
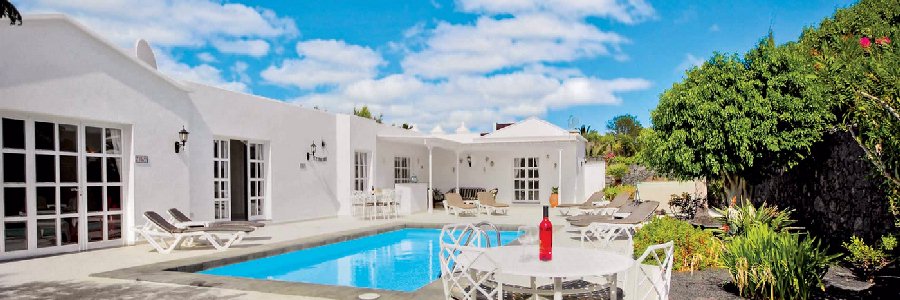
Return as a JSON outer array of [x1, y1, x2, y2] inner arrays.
[[187, 83, 339, 223], [582, 160, 607, 200], [430, 142, 583, 205], [0, 17, 195, 252]]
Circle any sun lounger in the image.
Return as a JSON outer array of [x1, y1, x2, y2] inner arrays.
[[444, 192, 478, 216], [136, 211, 253, 254], [476, 192, 509, 215], [569, 201, 660, 227], [565, 191, 634, 221], [556, 191, 605, 215], [168, 208, 265, 228]]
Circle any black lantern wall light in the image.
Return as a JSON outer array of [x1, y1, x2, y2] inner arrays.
[[174, 126, 189, 153], [307, 139, 328, 162]]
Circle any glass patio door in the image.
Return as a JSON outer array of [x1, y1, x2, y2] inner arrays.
[[247, 142, 265, 220], [1, 115, 124, 258], [213, 139, 230, 221]]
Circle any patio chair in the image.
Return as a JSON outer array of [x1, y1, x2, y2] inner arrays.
[[569, 201, 660, 227], [380, 189, 399, 218], [476, 192, 509, 215], [439, 223, 503, 300], [167, 208, 265, 228], [630, 241, 675, 300], [351, 190, 368, 219], [136, 211, 252, 254], [565, 191, 635, 222], [556, 191, 605, 215], [579, 223, 634, 254], [444, 192, 478, 216]]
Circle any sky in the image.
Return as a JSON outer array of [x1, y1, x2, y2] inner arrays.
[[17, 0, 857, 133]]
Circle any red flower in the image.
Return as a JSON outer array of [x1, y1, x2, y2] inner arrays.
[[860, 36, 872, 48], [875, 36, 891, 46], [722, 224, 730, 233]]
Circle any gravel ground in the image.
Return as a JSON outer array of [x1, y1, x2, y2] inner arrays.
[[669, 265, 900, 300]]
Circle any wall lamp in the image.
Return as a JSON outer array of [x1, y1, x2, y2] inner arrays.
[[466, 155, 472, 167], [174, 126, 189, 153], [307, 140, 327, 162]]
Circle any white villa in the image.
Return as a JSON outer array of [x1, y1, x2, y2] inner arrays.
[[0, 15, 604, 260]]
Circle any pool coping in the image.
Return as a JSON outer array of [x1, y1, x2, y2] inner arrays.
[[92, 222, 523, 300]]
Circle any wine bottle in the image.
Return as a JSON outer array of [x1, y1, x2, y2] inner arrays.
[[539, 205, 552, 261]]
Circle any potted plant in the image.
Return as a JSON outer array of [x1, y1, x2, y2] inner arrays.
[[549, 187, 559, 207]]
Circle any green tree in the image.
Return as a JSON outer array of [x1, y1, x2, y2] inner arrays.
[[606, 114, 643, 137], [645, 36, 832, 203], [352, 105, 383, 124], [1, 0, 22, 26], [800, 0, 900, 218]]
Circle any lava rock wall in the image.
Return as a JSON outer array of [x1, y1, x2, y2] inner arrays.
[[752, 131, 895, 247]]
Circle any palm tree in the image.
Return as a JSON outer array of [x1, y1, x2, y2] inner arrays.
[[1, 0, 22, 26]]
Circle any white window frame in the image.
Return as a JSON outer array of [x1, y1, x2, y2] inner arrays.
[[354, 151, 369, 191], [394, 156, 411, 184], [213, 139, 230, 221], [513, 157, 540, 202], [247, 142, 266, 220]]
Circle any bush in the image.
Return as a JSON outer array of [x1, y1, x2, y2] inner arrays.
[[607, 163, 628, 182], [842, 235, 895, 282], [602, 185, 635, 200], [668, 192, 704, 220], [633, 217, 722, 272], [721, 225, 838, 300], [715, 202, 796, 237]]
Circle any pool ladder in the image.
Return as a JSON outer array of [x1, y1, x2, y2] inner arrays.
[[462, 221, 502, 247]]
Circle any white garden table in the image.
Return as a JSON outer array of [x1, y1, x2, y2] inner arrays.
[[472, 245, 634, 300]]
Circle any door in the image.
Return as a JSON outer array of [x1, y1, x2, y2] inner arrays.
[[213, 140, 230, 221], [229, 140, 247, 221], [1, 115, 125, 258], [247, 142, 265, 221], [513, 157, 540, 203]]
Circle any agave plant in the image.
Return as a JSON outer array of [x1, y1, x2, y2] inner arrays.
[[714, 199, 796, 238]]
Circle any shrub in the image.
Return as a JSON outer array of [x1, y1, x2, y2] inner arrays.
[[715, 201, 796, 237], [668, 192, 704, 220], [602, 185, 636, 200], [842, 235, 895, 282], [721, 225, 838, 300], [632, 217, 722, 272], [607, 163, 628, 182]]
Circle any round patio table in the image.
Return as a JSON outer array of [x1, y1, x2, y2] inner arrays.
[[476, 245, 634, 300]]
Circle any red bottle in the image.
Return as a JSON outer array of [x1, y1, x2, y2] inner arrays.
[[539, 205, 553, 261]]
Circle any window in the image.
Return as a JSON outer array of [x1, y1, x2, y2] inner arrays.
[[213, 140, 230, 220], [513, 157, 539, 201], [394, 156, 410, 183], [354, 152, 369, 191], [248, 143, 265, 218]]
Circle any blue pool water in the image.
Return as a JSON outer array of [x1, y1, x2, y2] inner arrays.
[[200, 228, 520, 292]]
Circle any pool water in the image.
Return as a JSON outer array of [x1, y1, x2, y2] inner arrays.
[[200, 228, 520, 292]]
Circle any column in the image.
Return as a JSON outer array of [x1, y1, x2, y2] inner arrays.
[[428, 145, 434, 214]]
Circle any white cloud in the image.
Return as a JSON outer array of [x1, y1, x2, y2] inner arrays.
[[196, 52, 216, 63], [212, 39, 271, 57], [261, 40, 384, 89], [457, 0, 656, 24], [402, 14, 627, 78], [20, 0, 298, 49], [155, 52, 249, 93], [675, 53, 705, 74], [293, 70, 650, 132]]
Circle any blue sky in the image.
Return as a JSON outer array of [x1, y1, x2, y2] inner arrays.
[[20, 0, 855, 133]]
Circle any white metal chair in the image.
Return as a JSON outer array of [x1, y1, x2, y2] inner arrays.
[[439, 223, 503, 300], [381, 188, 399, 218], [630, 241, 675, 300], [351, 191, 368, 219], [580, 223, 634, 255]]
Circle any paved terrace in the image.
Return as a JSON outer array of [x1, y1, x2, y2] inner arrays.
[[0, 206, 631, 300]]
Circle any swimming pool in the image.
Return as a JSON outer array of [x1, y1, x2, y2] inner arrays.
[[199, 228, 520, 292]]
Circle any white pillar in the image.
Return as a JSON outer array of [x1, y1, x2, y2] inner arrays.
[[558, 148, 563, 204], [455, 151, 460, 192], [428, 145, 433, 214]]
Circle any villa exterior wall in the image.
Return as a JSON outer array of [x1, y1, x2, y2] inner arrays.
[[430, 142, 584, 205], [0, 18, 197, 255], [187, 84, 340, 223]]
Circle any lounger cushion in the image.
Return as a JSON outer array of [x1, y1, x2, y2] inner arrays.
[[169, 208, 266, 227], [182, 225, 255, 233]]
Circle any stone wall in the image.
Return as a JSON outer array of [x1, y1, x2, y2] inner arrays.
[[752, 131, 895, 247]]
